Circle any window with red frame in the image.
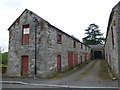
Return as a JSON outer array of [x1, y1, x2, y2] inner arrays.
[[22, 24, 30, 45]]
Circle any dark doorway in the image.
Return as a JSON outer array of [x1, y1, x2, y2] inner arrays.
[[94, 51, 102, 59], [57, 55, 61, 72]]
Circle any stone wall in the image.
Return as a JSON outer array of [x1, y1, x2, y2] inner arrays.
[[43, 24, 91, 77], [89, 45, 104, 60], [7, 9, 44, 76], [7, 9, 91, 78], [105, 2, 120, 78]]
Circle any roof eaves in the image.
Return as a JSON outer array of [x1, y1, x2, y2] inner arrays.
[[46, 22, 91, 48], [8, 9, 29, 31]]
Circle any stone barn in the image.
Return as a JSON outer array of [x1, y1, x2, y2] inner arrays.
[[7, 9, 91, 78], [89, 45, 104, 60], [105, 2, 120, 78]]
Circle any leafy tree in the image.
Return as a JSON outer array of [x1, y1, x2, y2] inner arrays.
[[83, 24, 105, 45], [0, 47, 2, 65], [2, 52, 8, 65]]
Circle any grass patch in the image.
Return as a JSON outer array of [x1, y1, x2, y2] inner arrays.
[[48, 75, 64, 79], [0, 64, 7, 67], [99, 60, 112, 80], [49, 61, 91, 80], [66, 61, 91, 75]]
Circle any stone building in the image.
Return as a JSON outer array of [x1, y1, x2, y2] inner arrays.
[[89, 45, 104, 60], [7, 9, 91, 78], [105, 2, 120, 78]]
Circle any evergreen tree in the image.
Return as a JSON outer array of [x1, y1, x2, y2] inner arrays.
[[83, 24, 105, 45]]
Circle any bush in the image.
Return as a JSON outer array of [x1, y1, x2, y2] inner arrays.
[[2, 52, 8, 65]]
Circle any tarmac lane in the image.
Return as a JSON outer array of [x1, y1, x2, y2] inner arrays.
[[45, 60, 118, 88], [2, 60, 119, 88]]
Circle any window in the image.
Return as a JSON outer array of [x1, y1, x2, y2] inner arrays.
[[81, 44, 83, 49], [22, 24, 30, 45], [41, 21, 44, 31], [57, 34, 62, 44], [73, 41, 76, 48], [85, 46, 87, 50]]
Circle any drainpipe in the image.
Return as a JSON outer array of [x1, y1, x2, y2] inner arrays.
[[34, 18, 38, 79]]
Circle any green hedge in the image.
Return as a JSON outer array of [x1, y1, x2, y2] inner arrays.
[[2, 52, 8, 66]]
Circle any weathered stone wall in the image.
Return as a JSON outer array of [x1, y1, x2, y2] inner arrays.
[[89, 45, 105, 60], [43, 23, 91, 77], [7, 9, 46, 77], [105, 2, 120, 78], [117, 3, 120, 79], [8, 9, 91, 78]]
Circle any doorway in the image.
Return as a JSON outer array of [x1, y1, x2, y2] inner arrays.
[[57, 55, 61, 72], [94, 51, 102, 59], [21, 56, 29, 76], [68, 52, 73, 69]]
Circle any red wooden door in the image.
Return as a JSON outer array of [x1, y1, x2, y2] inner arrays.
[[74, 53, 78, 67], [68, 52, 73, 69], [22, 56, 29, 76], [84, 53, 88, 62], [57, 55, 61, 72]]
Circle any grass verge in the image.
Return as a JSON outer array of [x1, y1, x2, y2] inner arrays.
[[49, 60, 91, 79], [98, 60, 112, 81], [0, 64, 7, 67]]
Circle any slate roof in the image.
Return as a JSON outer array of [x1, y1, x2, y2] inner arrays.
[[8, 9, 91, 48]]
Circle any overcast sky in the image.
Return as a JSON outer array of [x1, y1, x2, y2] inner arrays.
[[0, 0, 119, 52]]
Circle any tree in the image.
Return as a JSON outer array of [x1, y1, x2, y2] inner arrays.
[[0, 47, 2, 65], [82, 24, 105, 45], [2, 52, 8, 65]]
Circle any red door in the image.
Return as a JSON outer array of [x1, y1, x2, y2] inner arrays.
[[68, 52, 73, 69], [22, 56, 29, 76], [57, 55, 61, 72], [74, 53, 78, 67], [84, 53, 88, 62]]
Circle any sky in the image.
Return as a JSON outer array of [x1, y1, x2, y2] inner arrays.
[[0, 0, 120, 52]]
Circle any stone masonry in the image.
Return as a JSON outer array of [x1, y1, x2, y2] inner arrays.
[[105, 2, 120, 78], [7, 9, 91, 78], [89, 45, 104, 60]]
